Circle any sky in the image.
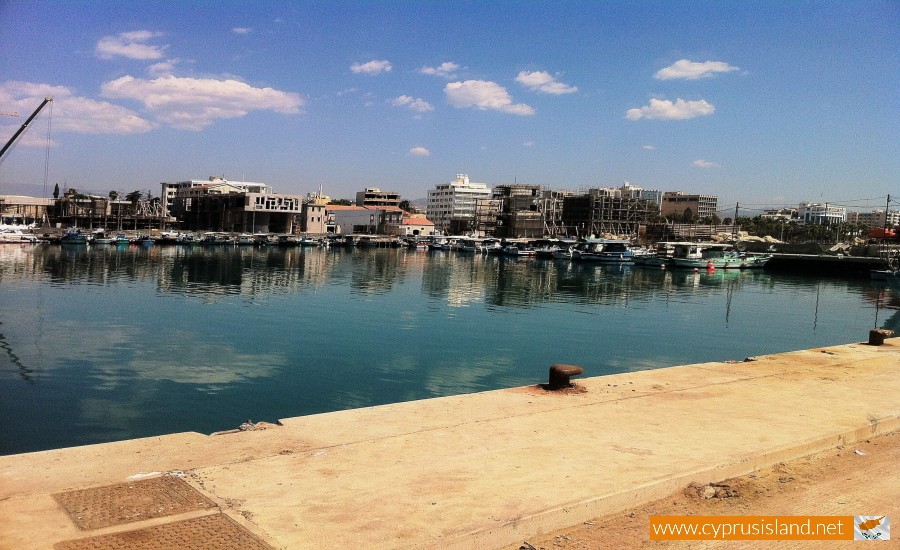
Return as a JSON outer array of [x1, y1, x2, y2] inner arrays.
[[1, 1, 898, 216]]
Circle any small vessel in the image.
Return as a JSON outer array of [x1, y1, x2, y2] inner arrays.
[[115, 233, 130, 246], [480, 238, 503, 254], [669, 243, 770, 269], [59, 229, 88, 245], [456, 238, 481, 253], [571, 239, 634, 262], [0, 228, 39, 244], [237, 234, 256, 245], [501, 240, 536, 256]]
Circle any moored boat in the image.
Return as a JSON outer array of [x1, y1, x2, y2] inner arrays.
[[669, 243, 770, 269], [571, 239, 634, 262], [59, 229, 88, 245]]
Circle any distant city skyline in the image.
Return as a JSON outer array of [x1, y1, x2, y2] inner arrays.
[[1, 1, 897, 217]]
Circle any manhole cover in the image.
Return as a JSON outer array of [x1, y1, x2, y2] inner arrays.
[[55, 513, 273, 550], [54, 475, 217, 530]]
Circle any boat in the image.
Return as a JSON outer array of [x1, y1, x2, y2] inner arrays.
[[298, 236, 321, 246], [92, 235, 115, 245], [237, 234, 256, 245], [201, 232, 232, 245], [633, 241, 687, 268], [406, 238, 429, 250], [0, 228, 38, 244], [669, 243, 770, 269], [115, 233, 130, 246], [480, 238, 503, 254], [571, 239, 634, 262], [59, 229, 88, 245], [501, 240, 536, 256], [456, 238, 480, 253], [534, 238, 577, 259], [428, 237, 450, 250]]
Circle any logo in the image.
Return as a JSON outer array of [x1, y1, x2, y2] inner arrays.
[[855, 516, 890, 540]]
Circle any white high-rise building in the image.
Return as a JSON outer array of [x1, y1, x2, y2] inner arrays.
[[426, 174, 491, 233]]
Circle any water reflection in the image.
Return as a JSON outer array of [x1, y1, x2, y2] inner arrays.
[[0, 244, 896, 455]]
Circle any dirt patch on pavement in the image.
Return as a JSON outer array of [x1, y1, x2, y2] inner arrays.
[[507, 430, 898, 549]]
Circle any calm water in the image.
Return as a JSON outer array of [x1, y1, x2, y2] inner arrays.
[[1, 244, 897, 455]]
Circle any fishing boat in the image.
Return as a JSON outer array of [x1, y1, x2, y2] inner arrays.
[[456, 238, 480, 253], [480, 238, 502, 254], [633, 241, 688, 268], [59, 229, 88, 245], [571, 239, 635, 262], [669, 243, 770, 269], [92, 235, 115, 245], [501, 240, 536, 256]]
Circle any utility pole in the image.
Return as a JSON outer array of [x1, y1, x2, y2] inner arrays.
[[732, 202, 739, 240]]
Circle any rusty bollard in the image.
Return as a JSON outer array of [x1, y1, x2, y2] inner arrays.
[[548, 363, 584, 389], [868, 329, 894, 346]]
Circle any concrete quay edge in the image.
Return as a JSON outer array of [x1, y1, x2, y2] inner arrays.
[[0, 338, 897, 549]]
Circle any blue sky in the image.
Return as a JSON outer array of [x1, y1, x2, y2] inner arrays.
[[1, 1, 897, 215]]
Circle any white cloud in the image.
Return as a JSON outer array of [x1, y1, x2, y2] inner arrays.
[[515, 71, 577, 95], [444, 80, 534, 116], [0, 80, 156, 135], [101, 75, 303, 131], [643, 144, 656, 150], [96, 30, 166, 60], [147, 59, 181, 77], [350, 59, 392, 75], [419, 62, 460, 79], [692, 159, 720, 168], [523, 141, 535, 147], [655, 59, 739, 80], [391, 95, 434, 113], [232, 27, 252, 34], [409, 146, 431, 157], [625, 98, 715, 120]]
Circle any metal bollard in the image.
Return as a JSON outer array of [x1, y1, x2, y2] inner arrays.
[[868, 329, 894, 346], [548, 363, 584, 389]]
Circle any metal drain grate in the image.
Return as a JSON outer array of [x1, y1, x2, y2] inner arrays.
[[53, 475, 217, 530], [55, 513, 273, 550]]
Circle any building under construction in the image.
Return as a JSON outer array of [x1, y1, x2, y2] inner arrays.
[[560, 189, 658, 238]]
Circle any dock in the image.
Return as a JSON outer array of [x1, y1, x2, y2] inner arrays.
[[1, 337, 898, 549], [765, 253, 888, 276]]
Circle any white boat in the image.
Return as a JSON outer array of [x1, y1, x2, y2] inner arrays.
[[571, 239, 635, 262], [535, 238, 577, 259], [669, 243, 770, 269], [0, 228, 38, 244], [501, 240, 536, 256], [237, 234, 256, 245], [480, 238, 502, 254]]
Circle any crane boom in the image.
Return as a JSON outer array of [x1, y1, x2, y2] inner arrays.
[[0, 97, 52, 161]]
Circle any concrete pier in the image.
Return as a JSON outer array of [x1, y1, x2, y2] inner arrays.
[[1, 339, 898, 549]]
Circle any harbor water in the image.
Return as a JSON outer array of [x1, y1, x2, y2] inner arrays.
[[1, 243, 897, 455]]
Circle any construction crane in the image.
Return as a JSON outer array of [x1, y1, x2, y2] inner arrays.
[[0, 97, 52, 162]]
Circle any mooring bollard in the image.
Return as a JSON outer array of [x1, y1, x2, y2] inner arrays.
[[548, 363, 584, 389], [868, 329, 894, 346]]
